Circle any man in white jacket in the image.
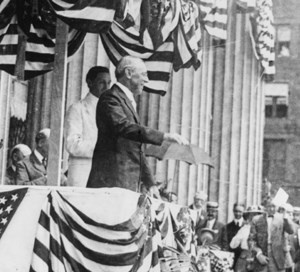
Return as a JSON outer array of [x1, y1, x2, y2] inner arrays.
[[64, 66, 111, 186]]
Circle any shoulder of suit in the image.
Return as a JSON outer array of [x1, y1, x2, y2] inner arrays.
[[99, 86, 125, 103]]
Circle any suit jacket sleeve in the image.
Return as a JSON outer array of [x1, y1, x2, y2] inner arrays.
[[283, 217, 294, 235], [65, 103, 95, 158], [15, 161, 47, 186], [218, 225, 228, 250], [100, 94, 164, 145]]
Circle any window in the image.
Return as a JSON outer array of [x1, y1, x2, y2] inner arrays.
[[264, 83, 289, 118], [276, 25, 291, 58]]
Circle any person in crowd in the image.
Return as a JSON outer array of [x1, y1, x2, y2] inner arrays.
[[87, 56, 188, 196], [230, 205, 264, 272], [225, 203, 246, 267], [15, 129, 50, 185], [281, 203, 300, 272], [197, 201, 227, 249], [189, 191, 208, 224], [248, 197, 294, 272], [6, 144, 31, 185], [64, 66, 111, 187]]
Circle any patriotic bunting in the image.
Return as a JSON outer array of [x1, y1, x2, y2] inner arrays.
[[100, 22, 175, 96], [0, 187, 28, 240], [196, 0, 228, 40], [0, 0, 85, 80], [237, 0, 275, 77], [43, 0, 117, 33], [30, 191, 160, 272]]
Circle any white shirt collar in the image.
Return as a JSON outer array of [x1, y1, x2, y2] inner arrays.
[[234, 218, 243, 226], [115, 82, 137, 111], [206, 218, 216, 229], [85, 92, 99, 107], [34, 149, 44, 164]]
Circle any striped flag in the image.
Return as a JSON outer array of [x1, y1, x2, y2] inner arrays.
[[196, 0, 228, 40], [30, 191, 161, 272], [44, 0, 117, 33], [100, 22, 174, 96], [0, 188, 28, 240], [250, 0, 275, 77], [237, 0, 275, 77], [100, 0, 203, 95], [0, 0, 85, 79], [173, 0, 202, 71]]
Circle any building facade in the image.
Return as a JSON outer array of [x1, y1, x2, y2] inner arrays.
[[263, 0, 300, 206]]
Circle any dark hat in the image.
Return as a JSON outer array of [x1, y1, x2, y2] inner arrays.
[[207, 201, 219, 209]]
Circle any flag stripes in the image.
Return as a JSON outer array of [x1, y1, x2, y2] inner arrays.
[[237, 0, 275, 76], [100, 23, 175, 96], [46, 0, 116, 33], [0, 14, 85, 79], [197, 0, 228, 40], [30, 191, 159, 272]]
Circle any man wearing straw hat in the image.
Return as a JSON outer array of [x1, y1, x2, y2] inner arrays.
[[249, 197, 294, 272], [197, 201, 227, 249]]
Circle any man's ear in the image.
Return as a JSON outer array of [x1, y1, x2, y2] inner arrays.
[[86, 79, 92, 89], [124, 67, 132, 79]]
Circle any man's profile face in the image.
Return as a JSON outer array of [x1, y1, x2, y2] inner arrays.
[[233, 205, 245, 220], [129, 62, 149, 95], [89, 72, 111, 98]]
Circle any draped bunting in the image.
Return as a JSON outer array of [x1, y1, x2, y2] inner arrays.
[[0, 0, 85, 80], [0, 0, 230, 94], [237, 0, 275, 78]]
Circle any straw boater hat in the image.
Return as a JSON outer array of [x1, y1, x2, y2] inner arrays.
[[243, 205, 264, 214], [206, 201, 219, 209], [199, 228, 215, 244]]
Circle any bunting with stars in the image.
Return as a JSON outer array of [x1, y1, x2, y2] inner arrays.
[[0, 188, 28, 239]]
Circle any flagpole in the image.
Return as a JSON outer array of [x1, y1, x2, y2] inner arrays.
[[47, 18, 69, 186]]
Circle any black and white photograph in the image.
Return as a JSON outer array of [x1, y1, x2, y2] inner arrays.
[[0, 0, 299, 271]]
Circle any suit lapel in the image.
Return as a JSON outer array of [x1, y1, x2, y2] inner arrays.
[[114, 85, 140, 123]]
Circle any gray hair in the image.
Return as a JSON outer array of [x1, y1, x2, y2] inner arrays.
[[115, 56, 144, 80]]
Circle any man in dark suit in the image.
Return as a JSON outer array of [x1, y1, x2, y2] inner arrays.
[[249, 198, 294, 272], [87, 56, 188, 195], [224, 203, 245, 266], [197, 201, 227, 249], [6, 144, 31, 184], [15, 129, 50, 185]]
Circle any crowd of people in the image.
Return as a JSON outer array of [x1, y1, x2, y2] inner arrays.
[[177, 192, 300, 272]]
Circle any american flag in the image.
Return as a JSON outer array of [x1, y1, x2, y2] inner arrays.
[[237, 0, 275, 77], [100, 22, 175, 96], [172, 0, 202, 72], [30, 191, 161, 272], [0, 188, 28, 240], [196, 0, 228, 40], [0, 0, 85, 80], [44, 0, 117, 33]]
